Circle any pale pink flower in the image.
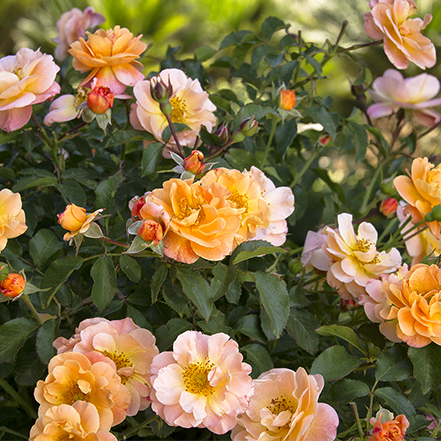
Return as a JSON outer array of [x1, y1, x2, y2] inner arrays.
[[29, 402, 117, 441], [53, 7, 106, 61], [44, 94, 81, 126], [301, 229, 331, 272], [130, 68, 216, 149], [364, 0, 436, 70], [367, 69, 441, 127], [247, 166, 295, 246], [0, 48, 60, 132], [150, 330, 253, 435], [323, 213, 402, 300], [71, 318, 159, 417], [232, 367, 339, 441], [0, 188, 27, 252]]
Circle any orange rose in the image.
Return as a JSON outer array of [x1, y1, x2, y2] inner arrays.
[[0, 188, 27, 252], [279, 89, 296, 110], [394, 157, 441, 239], [0, 273, 25, 298], [57, 204, 103, 241], [183, 150, 205, 175], [87, 79, 114, 114], [369, 411, 409, 441], [138, 220, 163, 246]]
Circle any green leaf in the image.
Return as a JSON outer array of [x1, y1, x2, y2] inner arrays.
[[105, 129, 154, 147], [330, 379, 370, 403], [251, 45, 276, 70], [162, 280, 190, 317], [286, 308, 319, 354], [162, 123, 191, 144], [349, 122, 368, 163], [232, 244, 285, 264], [253, 271, 289, 338], [194, 45, 216, 62], [95, 169, 125, 210], [29, 229, 63, 268], [0, 318, 39, 363], [313, 168, 346, 203], [57, 180, 87, 206], [408, 344, 441, 394], [231, 240, 276, 263], [141, 142, 163, 177], [91, 256, 117, 311], [155, 318, 192, 351], [119, 254, 141, 283], [261, 16, 286, 40], [211, 263, 238, 301], [316, 325, 367, 355], [305, 56, 323, 79], [306, 106, 338, 139], [311, 345, 361, 381], [242, 344, 274, 377], [225, 148, 260, 170], [176, 268, 213, 321], [15, 347, 46, 386], [219, 30, 254, 50], [151, 263, 168, 304], [127, 305, 151, 330], [36, 319, 57, 364], [376, 344, 413, 382], [12, 176, 58, 192], [40, 256, 83, 309], [125, 235, 150, 254], [236, 314, 267, 344], [275, 119, 297, 157], [374, 387, 416, 418]]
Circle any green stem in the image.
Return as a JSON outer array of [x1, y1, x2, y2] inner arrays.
[[164, 114, 185, 157], [118, 415, 157, 440], [336, 40, 382, 55], [350, 401, 365, 440], [291, 150, 319, 188], [261, 118, 278, 166], [99, 237, 130, 248], [0, 378, 37, 420], [21, 294, 43, 325], [0, 426, 28, 439], [359, 162, 383, 215]]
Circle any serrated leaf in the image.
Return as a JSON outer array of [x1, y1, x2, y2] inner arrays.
[[125, 235, 150, 254], [151, 263, 168, 303], [105, 129, 154, 147], [330, 379, 370, 403], [261, 16, 286, 40], [155, 318, 192, 351], [95, 169, 125, 210], [275, 118, 297, 157], [253, 271, 289, 338], [36, 319, 57, 364], [313, 168, 346, 203], [91, 256, 116, 311], [286, 308, 319, 354], [225, 149, 260, 170], [14, 347, 46, 386], [376, 344, 413, 382], [162, 280, 190, 317], [29, 229, 63, 268], [141, 142, 163, 177], [232, 244, 285, 264], [231, 240, 275, 262], [374, 387, 416, 418], [40, 256, 83, 309], [236, 315, 267, 344], [242, 344, 274, 377], [316, 325, 367, 355], [119, 254, 141, 283], [0, 318, 39, 363], [311, 345, 360, 381], [211, 263, 238, 301], [57, 180, 87, 206], [306, 106, 338, 139], [194, 45, 216, 61], [408, 344, 441, 394], [12, 176, 58, 192], [177, 268, 213, 321], [219, 30, 254, 50]]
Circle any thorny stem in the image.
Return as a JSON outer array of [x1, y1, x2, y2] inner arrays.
[[164, 114, 185, 157], [57, 121, 87, 142], [0, 378, 37, 420], [205, 138, 235, 161], [336, 40, 382, 54], [350, 402, 365, 440], [21, 294, 43, 325], [118, 415, 158, 440]]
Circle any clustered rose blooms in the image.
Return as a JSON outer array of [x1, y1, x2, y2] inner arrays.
[[0, 188, 27, 252], [363, 0, 436, 70], [130, 166, 294, 263]]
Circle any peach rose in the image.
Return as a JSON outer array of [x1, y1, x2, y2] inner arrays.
[[147, 177, 243, 263], [0, 48, 60, 132], [68, 26, 147, 95], [29, 402, 117, 441], [57, 203, 103, 241], [377, 263, 441, 347], [279, 89, 296, 111], [364, 0, 436, 70], [53, 7, 105, 61], [0, 188, 27, 252], [150, 331, 253, 435], [369, 409, 409, 441], [394, 157, 441, 239], [34, 352, 131, 429], [0, 273, 25, 298], [130, 68, 216, 149], [232, 367, 339, 441], [323, 213, 402, 300]]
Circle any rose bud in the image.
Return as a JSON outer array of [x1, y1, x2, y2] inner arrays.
[[214, 123, 230, 144], [183, 150, 205, 175], [279, 89, 296, 110], [239, 115, 258, 137], [379, 197, 398, 217], [58, 204, 87, 232], [0, 273, 25, 298], [318, 134, 332, 146], [87, 82, 114, 114], [131, 196, 146, 220], [138, 220, 164, 246]]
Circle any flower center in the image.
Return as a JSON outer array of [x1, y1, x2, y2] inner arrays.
[[267, 395, 294, 415], [100, 350, 133, 370], [182, 359, 215, 396], [63, 383, 89, 405], [354, 238, 373, 253], [228, 191, 249, 211], [170, 96, 186, 123]]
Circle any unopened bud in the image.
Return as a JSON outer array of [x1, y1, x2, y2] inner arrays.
[[379, 197, 398, 217], [380, 177, 396, 196], [58, 204, 87, 232], [87, 84, 114, 114], [183, 150, 205, 175], [138, 220, 164, 246], [214, 123, 230, 144], [432, 205, 441, 221], [239, 116, 259, 137], [279, 89, 296, 111], [150, 76, 173, 103], [0, 273, 25, 298], [131, 197, 146, 220], [231, 130, 245, 144], [318, 134, 331, 146]]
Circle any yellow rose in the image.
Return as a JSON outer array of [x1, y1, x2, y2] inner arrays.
[[0, 188, 27, 251], [57, 203, 103, 241]]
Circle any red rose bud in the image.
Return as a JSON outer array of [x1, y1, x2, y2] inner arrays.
[[318, 134, 332, 146], [87, 85, 114, 114], [0, 273, 25, 298], [138, 219, 164, 246], [183, 150, 205, 175], [150, 75, 173, 103], [380, 197, 398, 217], [131, 197, 146, 220], [279, 89, 296, 110], [239, 116, 259, 137], [214, 123, 230, 144]]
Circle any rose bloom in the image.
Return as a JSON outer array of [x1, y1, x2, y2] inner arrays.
[[0, 188, 27, 252], [71, 317, 159, 416], [200, 167, 271, 245], [369, 409, 409, 441], [367, 70, 441, 127], [232, 367, 339, 441], [364, 0, 436, 70], [0, 273, 25, 299], [150, 331, 253, 435], [130, 68, 216, 149], [34, 352, 131, 429], [68, 26, 147, 95], [0, 48, 60, 132], [147, 177, 243, 263], [29, 402, 117, 441], [57, 203, 103, 241], [137, 199, 171, 246], [394, 157, 441, 239], [376, 263, 441, 347], [53, 7, 105, 61], [301, 229, 332, 272], [323, 213, 402, 300]]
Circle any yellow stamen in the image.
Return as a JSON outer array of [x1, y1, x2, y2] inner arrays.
[[267, 395, 294, 414], [63, 383, 89, 405], [182, 359, 216, 396], [228, 191, 249, 211], [170, 96, 187, 123], [101, 350, 133, 370], [354, 238, 372, 253]]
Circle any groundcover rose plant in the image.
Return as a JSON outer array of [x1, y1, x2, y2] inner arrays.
[[2, 2, 441, 440]]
